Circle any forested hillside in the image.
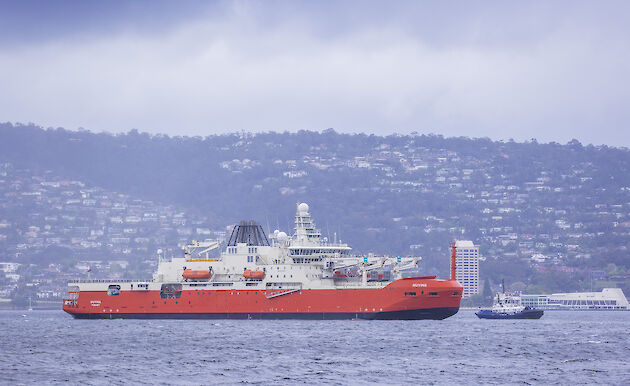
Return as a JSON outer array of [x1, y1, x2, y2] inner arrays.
[[1, 122, 630, 297]]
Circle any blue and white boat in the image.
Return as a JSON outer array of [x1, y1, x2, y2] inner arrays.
[[476, 281, 543, 319]]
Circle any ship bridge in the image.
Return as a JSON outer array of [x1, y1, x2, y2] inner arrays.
[[287, 203, 351, 260]]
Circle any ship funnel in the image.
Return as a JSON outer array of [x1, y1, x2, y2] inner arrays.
[[227, 221, 270, 246]]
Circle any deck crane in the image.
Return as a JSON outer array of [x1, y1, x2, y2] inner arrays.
[[324, 255, 422, 285], [182, 240, 221, 260]]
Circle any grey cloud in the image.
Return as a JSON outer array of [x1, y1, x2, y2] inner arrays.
[[0, 1, 628, 146]]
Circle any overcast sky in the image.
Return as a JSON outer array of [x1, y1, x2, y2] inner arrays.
[[1, 0, 629, 146]]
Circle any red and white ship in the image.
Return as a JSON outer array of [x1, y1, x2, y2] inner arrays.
[[63, 203, 462, 319]]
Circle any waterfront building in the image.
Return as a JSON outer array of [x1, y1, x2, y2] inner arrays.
[[521, 288, 629, 310], [455, 240, 480, 298]]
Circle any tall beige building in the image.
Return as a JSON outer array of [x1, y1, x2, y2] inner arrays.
[[455, 240, 480, 298]]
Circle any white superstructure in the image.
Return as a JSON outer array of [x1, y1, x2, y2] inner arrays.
[[490, 292, 526, 314], [521, 288, 630, 310], [454, 240, 479, 298], [78, 203, 421, 293]]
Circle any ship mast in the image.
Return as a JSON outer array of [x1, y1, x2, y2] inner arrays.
[[293, 203, 321, 244]]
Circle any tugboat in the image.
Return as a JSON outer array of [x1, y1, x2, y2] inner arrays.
[[476, 280, 543, 319]]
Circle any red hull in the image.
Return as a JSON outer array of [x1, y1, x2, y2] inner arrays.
[[63, 277, 462, 320]]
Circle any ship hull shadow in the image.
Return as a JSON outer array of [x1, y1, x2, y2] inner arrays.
[[70, 307, 460, 320], [475, 309, 544, 319]]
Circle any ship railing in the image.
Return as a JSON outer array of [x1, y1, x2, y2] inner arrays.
[[67, 279, 152, 283], [334, 282, 385, 288]]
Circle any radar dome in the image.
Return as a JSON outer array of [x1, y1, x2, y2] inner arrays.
[[277, 231, 288, 241], [298, 202, 309, 213]]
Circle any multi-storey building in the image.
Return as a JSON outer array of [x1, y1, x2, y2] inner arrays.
[[455, 240, 480, 298]]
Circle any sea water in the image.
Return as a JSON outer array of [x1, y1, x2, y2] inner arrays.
[[1, 310, 629, 385]]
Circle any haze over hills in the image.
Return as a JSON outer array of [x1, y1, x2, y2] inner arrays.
[[1, 122, 630, 304]]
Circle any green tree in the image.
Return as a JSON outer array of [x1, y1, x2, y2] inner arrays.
[[481, 278, 493, 305]]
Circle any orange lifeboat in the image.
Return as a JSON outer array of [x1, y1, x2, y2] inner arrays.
[[243, 269, 265, 280], [182, 269, 212, 280]]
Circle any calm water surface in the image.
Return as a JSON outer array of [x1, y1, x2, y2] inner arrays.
[[1, 310, 629, 385]]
